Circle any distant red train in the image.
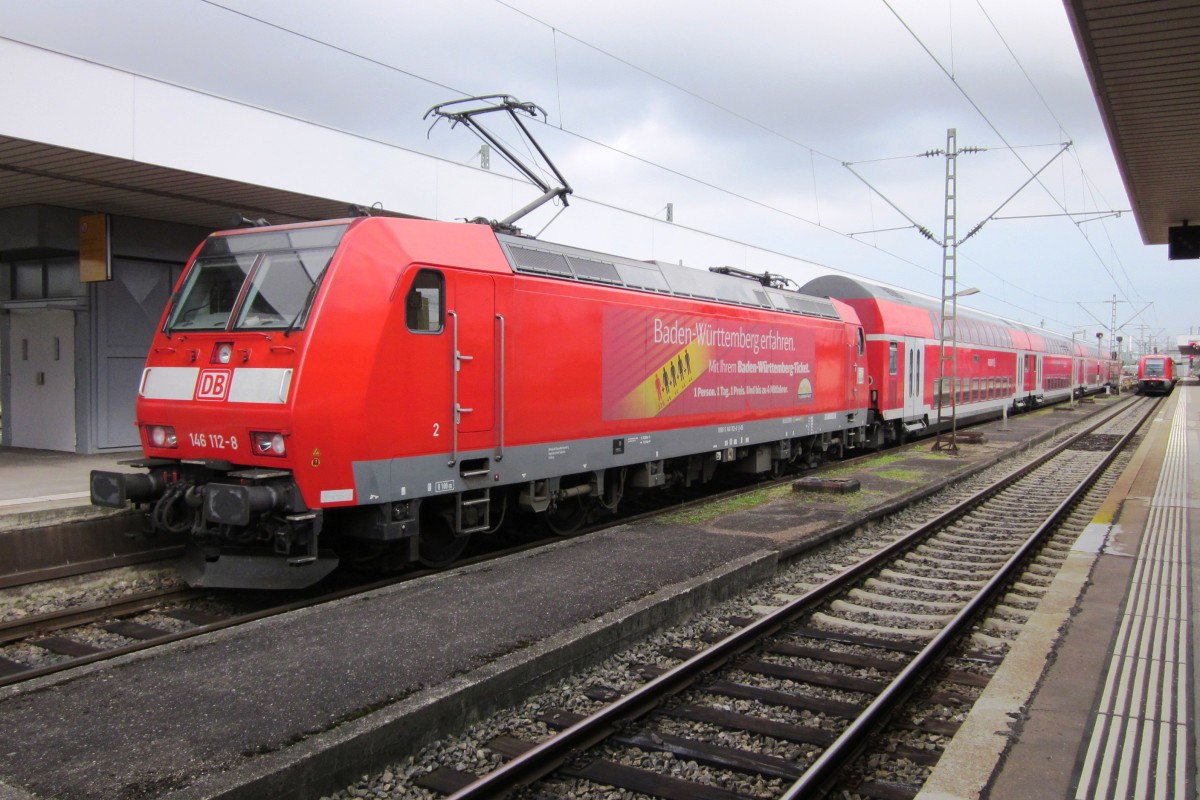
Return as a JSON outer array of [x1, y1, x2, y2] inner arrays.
[[1136, 354, 1176, 394], [90, 216, 1117, 588]]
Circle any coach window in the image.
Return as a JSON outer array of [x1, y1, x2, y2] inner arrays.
[[888, 342, 898, 375], [406, 269, 444, 333]]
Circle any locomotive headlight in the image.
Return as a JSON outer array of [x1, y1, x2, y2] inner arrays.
[[252, 431, 287, 457], [148, 425, 177, 448], [213, 342, 234, 364]]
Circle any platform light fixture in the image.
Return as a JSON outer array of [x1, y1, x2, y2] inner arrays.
[[1168, 221, 1200, 260]]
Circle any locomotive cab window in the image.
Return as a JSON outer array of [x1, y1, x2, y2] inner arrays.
[[164, 223, 347, 333], [167, 256, 252, 330], [406, 270, 444, 333], [236, 247, 336, 330]]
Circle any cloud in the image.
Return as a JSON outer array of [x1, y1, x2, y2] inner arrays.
[[0, 0, 1184, 339]]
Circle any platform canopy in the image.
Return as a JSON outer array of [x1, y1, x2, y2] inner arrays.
[[1064, 1, 1200, 246], [0, 134, 360, 231]]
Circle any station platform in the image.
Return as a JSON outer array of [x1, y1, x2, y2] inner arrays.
[[0, 447, 141, 531], [922, 384, 1197, 799], [0, 390, 1192, 800], [0, 448, 155, 585]]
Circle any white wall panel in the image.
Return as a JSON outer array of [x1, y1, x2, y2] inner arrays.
[[131, 80, 441, 218], [0, 36, 541, 225], [0, 38, 135, 158]]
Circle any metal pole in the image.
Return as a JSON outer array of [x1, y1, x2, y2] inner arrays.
[[934, 128, 959, 453]]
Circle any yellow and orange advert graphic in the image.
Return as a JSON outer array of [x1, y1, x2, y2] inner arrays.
[[602, 307, 818, 421]]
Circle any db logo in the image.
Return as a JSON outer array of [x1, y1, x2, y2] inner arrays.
[[195, 369, 232, 401]]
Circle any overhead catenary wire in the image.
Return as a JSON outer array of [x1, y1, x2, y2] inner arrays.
[[882, 0, 1138, 312], [197, 0, 935, 291], [505, 0, 1147, 331], [976, 0, 1143, 307], [193, 0, 1147, 335]]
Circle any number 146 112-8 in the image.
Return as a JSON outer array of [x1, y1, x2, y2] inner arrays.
[[190, 432, 237, 450]]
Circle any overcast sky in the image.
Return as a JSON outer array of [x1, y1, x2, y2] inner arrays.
[[2, 0, 1190, 351]]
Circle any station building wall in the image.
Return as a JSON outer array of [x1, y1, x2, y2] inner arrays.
[[0, 205, 210, 452]]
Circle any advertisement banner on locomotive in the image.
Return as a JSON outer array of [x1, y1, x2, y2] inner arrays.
[[602, 307, 818, 420]]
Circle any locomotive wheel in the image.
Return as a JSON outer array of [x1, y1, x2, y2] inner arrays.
[[544, 496, 591, 536], [418, 514, 469, 568]]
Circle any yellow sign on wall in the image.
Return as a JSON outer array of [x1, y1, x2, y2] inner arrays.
[[79, 213, 110, 282]]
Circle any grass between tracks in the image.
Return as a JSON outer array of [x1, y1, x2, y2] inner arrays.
[[658, 485, 792, 525], [657, 447, 953, 527]]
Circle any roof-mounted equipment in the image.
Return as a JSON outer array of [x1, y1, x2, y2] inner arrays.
[[231, 213, 270, 228], [425, 95, 572, 235], [709, 265, 798, 291]]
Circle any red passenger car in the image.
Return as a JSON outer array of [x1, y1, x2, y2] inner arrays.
[[800, 276, 1084, 444], [91, 217, 872, 588]]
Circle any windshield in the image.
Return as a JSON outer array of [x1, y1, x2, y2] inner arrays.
[[165, 223, 348, 333], [1144, 359, 1166, 377]]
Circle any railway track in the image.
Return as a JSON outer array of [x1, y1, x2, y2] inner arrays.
[[409, 396, 1155, 800], [0, 398, 1131, 705], [0, 398, 1124, 694], [0, 574, 421, 688], [0, 393, 1081, 595], [0, 546, 185, 591], [0, 424, 984, 691], [0, 587, 243, 687]]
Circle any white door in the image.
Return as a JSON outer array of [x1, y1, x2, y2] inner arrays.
[[904, 337, 924, 417], [9, 309, 76, 451]]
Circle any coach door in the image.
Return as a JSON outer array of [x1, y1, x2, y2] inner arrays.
[[447, 273, 496, 446], [903, 337, 924, 417], [1021, 353, 1036, 392]]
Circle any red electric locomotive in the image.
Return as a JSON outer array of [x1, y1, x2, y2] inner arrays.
[[1137, 354, 1176, 394], [91, 217, 875, 588]]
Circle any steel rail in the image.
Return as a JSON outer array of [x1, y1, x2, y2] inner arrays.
[[0, 546, 186, 590], [0, 530, 598, 691], [781, 395, 1157, 797], [0, 568, 441, 690], [444, 395, 1156, 799], [0, 587, 202, 645]]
